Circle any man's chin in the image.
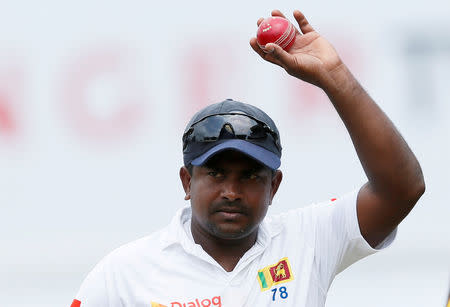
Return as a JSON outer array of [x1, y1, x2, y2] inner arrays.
[[209, 224, 255, 241]]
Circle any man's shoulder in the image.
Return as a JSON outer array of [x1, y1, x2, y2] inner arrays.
[[265, 202, 320, 223], [102, 225, 170, 267], [263, 197, 345, 232], [261, 203, 316, 236], [267, 194, 354, 221]]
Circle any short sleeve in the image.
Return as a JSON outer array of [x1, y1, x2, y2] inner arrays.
[[313, 190, 397, 290], [72, 259, 110, 307]]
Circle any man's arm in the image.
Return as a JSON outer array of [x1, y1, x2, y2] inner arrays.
[[250, 10, 425, 248]]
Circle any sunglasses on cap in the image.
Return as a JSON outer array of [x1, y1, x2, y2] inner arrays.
[[182, 113, 281, 152]]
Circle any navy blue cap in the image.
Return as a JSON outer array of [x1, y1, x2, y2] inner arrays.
[[182, 99, 282, 169]]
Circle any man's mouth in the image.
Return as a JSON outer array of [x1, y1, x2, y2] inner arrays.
[[217, 207, 245, 214], [214, 206, 247, 219]]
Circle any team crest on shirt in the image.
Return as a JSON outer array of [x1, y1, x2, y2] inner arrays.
[[257, 257, 294, 291]]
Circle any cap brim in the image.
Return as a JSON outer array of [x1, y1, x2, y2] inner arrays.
[[190, 139, 281, 170]]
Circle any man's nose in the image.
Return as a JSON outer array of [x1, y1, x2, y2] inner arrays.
[[220, 178, 243, 201]]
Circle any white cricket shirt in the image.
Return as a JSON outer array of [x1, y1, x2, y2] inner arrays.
[[72, 190, 396, 307]]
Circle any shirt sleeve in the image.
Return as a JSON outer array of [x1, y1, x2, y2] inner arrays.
[[312, 189, 397, 290], [72, 258, 110, 307]]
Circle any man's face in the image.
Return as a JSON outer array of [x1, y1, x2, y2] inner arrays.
[[180, 150, 282, 241]]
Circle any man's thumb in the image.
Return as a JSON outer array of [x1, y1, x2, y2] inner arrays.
[[265, 43, 289, 61]]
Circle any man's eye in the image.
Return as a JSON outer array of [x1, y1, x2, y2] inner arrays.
[[208, 171, 223, 178], [244, 173, 259, 180]]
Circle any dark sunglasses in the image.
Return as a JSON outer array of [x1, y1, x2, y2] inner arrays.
[[182, 113, 281, 151]]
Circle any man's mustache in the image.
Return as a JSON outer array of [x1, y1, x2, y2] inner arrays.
[[209, 200, 249, 215]]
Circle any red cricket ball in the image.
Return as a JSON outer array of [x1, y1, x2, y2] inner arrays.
[[256, 16, 296, 53]]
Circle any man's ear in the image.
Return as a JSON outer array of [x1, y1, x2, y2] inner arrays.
[[179, 166, 192, 200], [270, 170, 283, 201]]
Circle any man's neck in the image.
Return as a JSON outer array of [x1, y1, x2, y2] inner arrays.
[[190, 222, 258, 272]]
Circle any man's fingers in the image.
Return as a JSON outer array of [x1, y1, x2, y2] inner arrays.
[[271, 9, 287, 18], [249, 39, 285, 67], [249, 37, 266, 58], [257, 17, 264, 26], [264, 43, 290, 66], [270, 10, 303, 36], [293, 10, 315, 34]]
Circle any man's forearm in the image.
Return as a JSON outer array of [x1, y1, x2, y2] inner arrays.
[[321, 64, 425, 203]]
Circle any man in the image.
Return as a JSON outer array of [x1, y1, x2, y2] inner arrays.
[[71, 9, 425, 307]]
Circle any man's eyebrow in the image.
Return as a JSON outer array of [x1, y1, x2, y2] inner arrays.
[[202, 163, 223, 172], [244, 165, 266, 173]]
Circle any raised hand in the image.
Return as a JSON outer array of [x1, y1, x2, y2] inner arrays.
[[250, 10, 343, 88]]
